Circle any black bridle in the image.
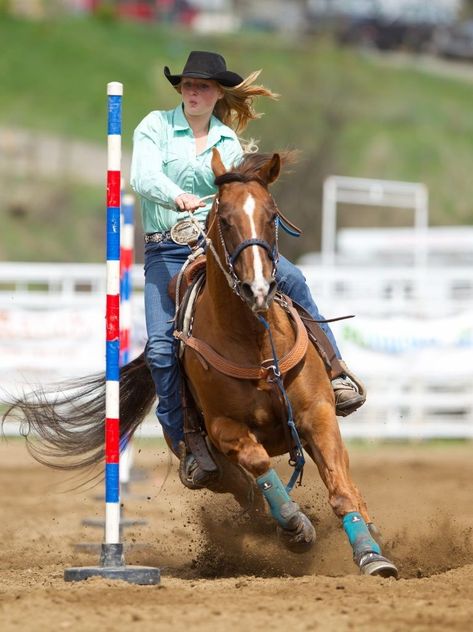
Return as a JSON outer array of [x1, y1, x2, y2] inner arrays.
[[212, 173, 280, 296]]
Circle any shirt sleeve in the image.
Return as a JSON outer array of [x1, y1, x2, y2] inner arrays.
[[130, 112, 184, 209], [221, 137, 244, 171]]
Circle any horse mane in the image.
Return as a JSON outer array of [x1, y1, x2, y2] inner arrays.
[[214, 151, 296, 188]]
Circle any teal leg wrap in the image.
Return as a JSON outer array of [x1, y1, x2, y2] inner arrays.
[[343, 512, 381, 559], [256, 468, 297, 529]]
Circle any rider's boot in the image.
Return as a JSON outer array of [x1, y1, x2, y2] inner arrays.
[[332, 360, 366, 417], [178, 441, 218, 490]]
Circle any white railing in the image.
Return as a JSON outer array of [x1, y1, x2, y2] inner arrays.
[[1, 261, 472, 439], [2, 262, 472, 316], [339, 355, 473, 439], [300, 264, 473, 317], [321, 175, 429, 267], [0, 262, 143, 308]]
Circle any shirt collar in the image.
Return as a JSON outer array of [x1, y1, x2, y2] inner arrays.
[[207, 114, 236, 148], [173, 104, 236, 146], [173, 104, 190, 132]]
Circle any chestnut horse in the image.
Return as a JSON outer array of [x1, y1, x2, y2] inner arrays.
[[3, 149, 397, 578]]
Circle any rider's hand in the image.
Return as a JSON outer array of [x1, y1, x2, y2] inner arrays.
[[175, 193, 206, 212]]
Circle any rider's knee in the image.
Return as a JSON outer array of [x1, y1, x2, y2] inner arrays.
[[277, 260, 306, 294], [145, 339, 176, 371]]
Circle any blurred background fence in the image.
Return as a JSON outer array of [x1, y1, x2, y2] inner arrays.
[[1, 242, 472, 439]]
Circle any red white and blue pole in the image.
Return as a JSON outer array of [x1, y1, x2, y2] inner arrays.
[[105, 81, 123, 546], [64, 82, 159, 583]]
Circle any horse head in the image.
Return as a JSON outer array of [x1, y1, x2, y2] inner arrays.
[[209, 148, 281, 312]]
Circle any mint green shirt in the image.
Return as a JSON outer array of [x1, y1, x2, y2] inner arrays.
[[130, 104, 243, 233]]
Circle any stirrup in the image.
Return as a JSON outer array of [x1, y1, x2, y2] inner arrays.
[[333, 361, 366, 417], [178, 442, 217, 490]]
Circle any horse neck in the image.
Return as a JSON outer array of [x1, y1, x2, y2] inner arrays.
[[205, 255, 254, 336], [204, 254, 294, 366]]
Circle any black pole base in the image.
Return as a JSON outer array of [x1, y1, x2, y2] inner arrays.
[[64, 566, 161, 586], [64, 564, 161, 584], [64, 543, 161, 585]]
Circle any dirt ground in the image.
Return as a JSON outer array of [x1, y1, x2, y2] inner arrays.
[[1, 438, 473, 632]]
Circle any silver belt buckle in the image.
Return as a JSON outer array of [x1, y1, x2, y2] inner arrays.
[[170, 219, 202, 245]]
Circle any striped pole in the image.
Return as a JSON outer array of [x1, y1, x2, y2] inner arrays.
[[105, 80, 123, 546], [64, 82, 159, 583]]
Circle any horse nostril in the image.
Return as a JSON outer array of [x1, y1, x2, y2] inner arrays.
[[268, 280, 277, 298], [240, 282, 254, 301]]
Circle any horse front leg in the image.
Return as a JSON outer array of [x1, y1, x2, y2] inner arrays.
[[202, 444, 267, 518], [207, 416, 316, 552], [300, 401, 398, 578]]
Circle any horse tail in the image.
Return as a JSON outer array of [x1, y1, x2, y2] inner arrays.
[[1, 352, 156, 471]]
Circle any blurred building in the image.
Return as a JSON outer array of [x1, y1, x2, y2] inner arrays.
[[308, 0, 463, 50], [309, 0, 461, 23]]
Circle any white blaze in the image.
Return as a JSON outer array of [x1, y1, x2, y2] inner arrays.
[[243, 193, 269, 305]]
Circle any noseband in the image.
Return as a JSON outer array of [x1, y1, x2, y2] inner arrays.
[[228, 237, 278, 268]]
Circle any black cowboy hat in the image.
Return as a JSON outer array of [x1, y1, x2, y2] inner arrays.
[[164, 51, 243, 88]]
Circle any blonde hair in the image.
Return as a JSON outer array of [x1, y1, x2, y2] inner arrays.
[[175, 70, 278, 151], [213, 70, 279, 134]]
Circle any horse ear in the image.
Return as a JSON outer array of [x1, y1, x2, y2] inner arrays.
[[211, 148, 227, 178], [259, 153, 280, 185]]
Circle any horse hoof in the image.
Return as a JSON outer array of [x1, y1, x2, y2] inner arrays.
[[277, 512, 316, 553], [358, 552, 398, 579]]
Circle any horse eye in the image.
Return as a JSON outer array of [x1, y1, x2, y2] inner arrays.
[[220, 215, 231, 228]]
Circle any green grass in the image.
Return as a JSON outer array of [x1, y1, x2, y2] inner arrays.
[[0, 175, 105, 262], [1, 15, 473, 261]]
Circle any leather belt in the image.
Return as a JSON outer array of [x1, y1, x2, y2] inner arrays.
[[144, 231, 170, 244], [145, 219, 206, 246]]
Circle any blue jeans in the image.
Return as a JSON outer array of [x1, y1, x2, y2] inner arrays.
[[144, 239, 341, 450]]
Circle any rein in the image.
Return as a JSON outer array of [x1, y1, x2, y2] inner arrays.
[[257, 313, 305, 492]]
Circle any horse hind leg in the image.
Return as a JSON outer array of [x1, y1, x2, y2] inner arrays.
[[340, 446, 384, 544], [208, 416, 316, 553], [301, 402, 398, 578]]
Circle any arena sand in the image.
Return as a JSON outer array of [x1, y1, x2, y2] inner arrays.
[[1, 439, 473, 632]]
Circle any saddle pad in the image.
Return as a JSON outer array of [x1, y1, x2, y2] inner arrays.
[[168, 255, 206, 302], [175, 272, 206, 359]]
